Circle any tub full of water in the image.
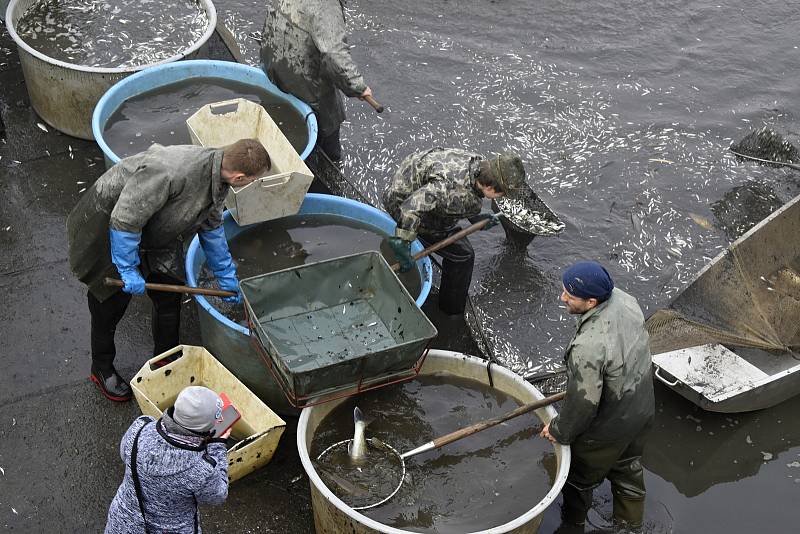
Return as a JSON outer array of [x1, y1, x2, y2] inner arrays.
[[298, 350, 570, 534], [6, 0, 216, 139], [93, 60, 318, 166]]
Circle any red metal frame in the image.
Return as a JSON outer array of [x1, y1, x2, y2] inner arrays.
[[245, 308, 431, 409]]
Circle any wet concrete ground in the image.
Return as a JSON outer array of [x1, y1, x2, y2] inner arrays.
[[0, 28, 315, 533]]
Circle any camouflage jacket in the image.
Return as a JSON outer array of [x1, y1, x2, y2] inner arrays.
[[549, 288, 655, 444], [260, 0, 367, 137], [382, 148, 485, 241], [67, 145, 227, 301]]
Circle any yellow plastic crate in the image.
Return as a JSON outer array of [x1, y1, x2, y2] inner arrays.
[[131, 345, 286, 482]]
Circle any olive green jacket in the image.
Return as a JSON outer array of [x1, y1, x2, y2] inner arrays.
[[382, 148, 485, 241], [67, 145, 227, 301], [549, 288, 655, 444], [260, 0, 367, 137]]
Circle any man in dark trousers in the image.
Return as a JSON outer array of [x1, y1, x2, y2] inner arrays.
[[67, 140, 270, 402], [260, 0, 375, 162], [382, 148, 528, 315], [540, 261, 655, 532]]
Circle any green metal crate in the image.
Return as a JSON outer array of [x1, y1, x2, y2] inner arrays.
[[240, 251, 438, 406]]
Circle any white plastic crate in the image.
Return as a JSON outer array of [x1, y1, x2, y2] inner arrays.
[[187, 98, 314, 226]]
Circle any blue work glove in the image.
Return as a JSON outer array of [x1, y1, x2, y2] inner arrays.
[[388, 236, 414, 273], [473, 212, 502, 230], [198, 226, 241, 304], [109, 229, 145, 295]]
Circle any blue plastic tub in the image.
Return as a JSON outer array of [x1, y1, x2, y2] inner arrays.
[[185, 193, 432, 414], [91, 59, 318, 166]]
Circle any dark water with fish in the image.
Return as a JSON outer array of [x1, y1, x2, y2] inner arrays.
[[311, 374, 556, 532], [15, 0, 208, 68], [213, 0, 800, 531], [102, 77, 308, 159], [200, 213, 422, 322]]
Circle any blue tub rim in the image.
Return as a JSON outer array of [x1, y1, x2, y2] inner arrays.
[[185, 193, 433, 336], [91, 59, 318, 163], [6, 0, 217, 74]]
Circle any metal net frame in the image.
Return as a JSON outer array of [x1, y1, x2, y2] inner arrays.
[[314, 438, 407, 511]]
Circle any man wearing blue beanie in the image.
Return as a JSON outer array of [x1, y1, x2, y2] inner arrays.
[[540, 261, 654, 532]]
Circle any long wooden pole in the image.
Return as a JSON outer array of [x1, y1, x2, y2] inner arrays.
[[390, 218, 492, 272], [362, 94, 384, 113], [104, 278, 236, 298], [400, 391, 565, 460]]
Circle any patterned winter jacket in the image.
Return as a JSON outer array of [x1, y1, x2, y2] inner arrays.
[[104, 416, 229, 534], [382, 148, 485, 241], [260, 0, 367, 137], [549, 288, 655, 445]]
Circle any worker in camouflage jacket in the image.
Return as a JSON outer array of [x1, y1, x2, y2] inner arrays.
[[260, 0, 374, 161], [383, 148, 527, 315], [540, 261, 655, 532], [67, 141, 270, 402]]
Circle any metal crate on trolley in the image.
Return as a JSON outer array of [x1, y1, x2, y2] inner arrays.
[[240, 251, 438, 408]]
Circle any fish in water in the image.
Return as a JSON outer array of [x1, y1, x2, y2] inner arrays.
[[348, 407, 370, 462], [278, 241, 309, 259], [688, 212, 714, 230], [317, 467, 369, 497]]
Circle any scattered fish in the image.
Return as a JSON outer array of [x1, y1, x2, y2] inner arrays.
[[36, 122, 48, 132], [15, 0, 209, 68]]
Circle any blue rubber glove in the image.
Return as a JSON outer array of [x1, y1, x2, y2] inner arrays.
[[388, 237, 414, 273], [109, 229, 145, 295], [198, 226, 241, 304], [474, 212, 501, 230]]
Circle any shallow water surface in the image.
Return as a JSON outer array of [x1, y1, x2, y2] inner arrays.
[[311, 374, 556, 532]]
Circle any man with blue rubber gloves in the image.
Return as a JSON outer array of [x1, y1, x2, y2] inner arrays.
[[67, 140, 270, 402], [383, 149, 527, 315]]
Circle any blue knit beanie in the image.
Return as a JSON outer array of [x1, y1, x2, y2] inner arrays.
[[562, 261, 615, 302]]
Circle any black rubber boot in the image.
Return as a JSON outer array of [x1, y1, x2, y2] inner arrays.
[[90, 364, 132, 402]]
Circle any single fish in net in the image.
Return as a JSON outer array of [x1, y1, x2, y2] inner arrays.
[[348, 407, 370, 463]]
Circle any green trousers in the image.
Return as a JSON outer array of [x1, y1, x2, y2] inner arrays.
[[561, 432, 647, 528]]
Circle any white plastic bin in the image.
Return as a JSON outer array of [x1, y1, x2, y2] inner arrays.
[[187, 98, 314, 226]]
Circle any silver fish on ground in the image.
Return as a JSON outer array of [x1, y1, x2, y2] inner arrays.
[[348, 406, 370, 463]]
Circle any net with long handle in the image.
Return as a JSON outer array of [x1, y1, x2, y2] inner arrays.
[[730, 127, 800, 166], [647, 194, 800, 357]]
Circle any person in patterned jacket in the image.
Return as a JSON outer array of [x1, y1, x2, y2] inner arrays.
[[382, 148, 527, 315]]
